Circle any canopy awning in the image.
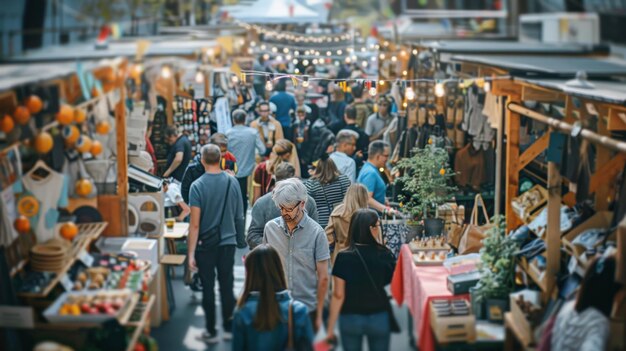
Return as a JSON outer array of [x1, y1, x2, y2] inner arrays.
[[227, 0, 321, 24]]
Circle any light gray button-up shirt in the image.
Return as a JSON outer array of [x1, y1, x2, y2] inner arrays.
[[263, 213, 330, 312], [329, 151, 356, 183], [226, 125, 266, 177]]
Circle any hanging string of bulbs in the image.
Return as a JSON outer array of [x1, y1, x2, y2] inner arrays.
[[238, 70, 506, 98]]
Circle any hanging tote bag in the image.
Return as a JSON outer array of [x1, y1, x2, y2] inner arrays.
[[458, 194, 492, 254], [381, 213, 408, 259]]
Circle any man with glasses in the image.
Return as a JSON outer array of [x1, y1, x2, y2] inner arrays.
[[330, 129, 358, 183], [247, 163, 318, 249], [357, 140, 398, 215], [365, 96, 397, 141], [263, 178, 330, 334], [250, 101, 284, 157]]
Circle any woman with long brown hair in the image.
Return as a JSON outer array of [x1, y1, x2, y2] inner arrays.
[[325, 183, 369, 264], [252, 139, 300, 204], [233, 244, 314, 351], [304, 154, 351, 229]]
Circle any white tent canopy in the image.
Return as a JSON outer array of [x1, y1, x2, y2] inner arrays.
[[227, 0, 322, 24]]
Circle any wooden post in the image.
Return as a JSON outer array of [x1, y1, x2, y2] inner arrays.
[[505, 96, 521, 232], [115, 70, 129, 236], [595, 104, 611, 210], [545, 130, 561, 301]]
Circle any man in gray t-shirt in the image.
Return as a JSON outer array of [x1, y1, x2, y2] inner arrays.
[[188, 144, 246, 344], [263, 178, 330, 334]]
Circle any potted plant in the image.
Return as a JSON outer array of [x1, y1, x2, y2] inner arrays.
[[471, 215, 519, 321], [396, 143, 457, 237]]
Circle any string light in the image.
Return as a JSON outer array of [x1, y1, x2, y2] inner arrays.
[[283, 48, 289, 53], [362, 61, 368, 68], [391, 56, 397, 62], [371, 56, 377, 62], [303, 59, 309, 66], [195, 70, 204, 83], [379, 80, 385, 86], [294, 50, 300, 56], [412, 49, 418, 55], [292, 58, 298, 65], [334, 61, 340, 66], [161, 65, 172, 79], [231, 75, 239, 84], [405, 86, 415, 100], [286, 54, 292, 60], [294, 68, 300, 74], [402, 70, 408, 76], [435, 83, 445, 97], [276, 55, 284, 61], [305, 50, 310, 55], [263, 54, 270, 60], [326, 51, 332, 56], [265, 79, 274, 91], [379, 53, 385, 60], [302, 76, 310, 88], [361, 47, 366, 52], [337, 49, 342, 55], [261, 44, 266, 50], [272, 47, 278, 53], [345, 57, 351, 63], [312, 59, 319, 65], [250, 41, 256, 47], [369, 87, 377, 96]]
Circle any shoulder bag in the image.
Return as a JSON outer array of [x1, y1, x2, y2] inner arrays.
[[196, 177, 232, 251], [354, 248, 401, 333], [457, 194, 492, 254], [286, 300, 313, 351]]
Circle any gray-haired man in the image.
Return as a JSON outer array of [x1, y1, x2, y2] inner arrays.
[[263, 178, 330, 333], [247, 163, 319, 249], [330, 129, 358, 183]]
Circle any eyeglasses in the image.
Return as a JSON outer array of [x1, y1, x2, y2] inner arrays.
[[279, 201, 301, 213]]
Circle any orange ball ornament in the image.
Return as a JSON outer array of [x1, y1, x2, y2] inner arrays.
[[14, 216, 31, 234], [75, 179, 93, 197], [60, 222, 79, 241], [96, 121, 110, 135], [26, 95, 43, 114], [90, 140, 103, 156], [35, 132, 54, 154], [1, 115, 15, 133], [56, 104, 74, 125], [74, 109, 87, 124], [76, 135, 92, 153], [14, 106, 31, 125], [62, 125, 80, 145], [439, 168, 446, 176]]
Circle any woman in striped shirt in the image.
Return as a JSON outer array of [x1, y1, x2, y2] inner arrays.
[[304, 154, 351, 229]]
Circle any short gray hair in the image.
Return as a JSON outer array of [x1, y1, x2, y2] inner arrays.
[[272, 178, 308, 207], [368, 140, 390, 158], [336, 129, 358, 145], [201, 144, 221, 165], [274, 163, 296, 181]]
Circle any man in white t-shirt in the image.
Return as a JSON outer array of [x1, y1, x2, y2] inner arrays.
[[163, 179, 190, 221]]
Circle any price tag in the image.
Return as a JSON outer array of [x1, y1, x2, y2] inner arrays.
[[60, 274, 73, 292], [79, 250, 94, 267]]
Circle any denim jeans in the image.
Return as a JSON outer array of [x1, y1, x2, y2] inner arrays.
[[339, 311, 390, 351], [195, 245, 236, 335]]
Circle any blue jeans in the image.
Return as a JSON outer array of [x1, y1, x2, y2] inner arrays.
[[339, 311, 390, 351]]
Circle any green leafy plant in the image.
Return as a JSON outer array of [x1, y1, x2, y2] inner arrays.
[[395, 144, 457, 222], [473, 216, 519, 303]]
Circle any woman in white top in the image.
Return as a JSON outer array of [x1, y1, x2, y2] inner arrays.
[[551, 255, 621, 351]]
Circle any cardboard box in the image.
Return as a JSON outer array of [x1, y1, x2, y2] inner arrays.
[[430, 299, 476, 343]]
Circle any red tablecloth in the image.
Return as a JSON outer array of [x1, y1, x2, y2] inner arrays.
[[391, 244, 468, 351]]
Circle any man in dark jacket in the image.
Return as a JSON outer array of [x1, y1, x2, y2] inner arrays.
[[181, 154, 205, 204]]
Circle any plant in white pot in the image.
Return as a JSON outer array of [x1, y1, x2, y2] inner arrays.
[[396, 143, 457, 237]]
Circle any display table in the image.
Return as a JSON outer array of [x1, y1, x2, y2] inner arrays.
[[391, 244, 469, 351]]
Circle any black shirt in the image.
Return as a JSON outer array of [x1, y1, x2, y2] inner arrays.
[[332, 245, 396, 315], [166, 135, 192, 181]]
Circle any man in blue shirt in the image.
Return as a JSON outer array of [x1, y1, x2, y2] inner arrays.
[[357, 140, 398, 215], [226, 109, 266, 218], [269, 79, 296, 143]]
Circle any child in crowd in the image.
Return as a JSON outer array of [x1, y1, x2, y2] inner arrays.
[[210, 133, 238, 175]]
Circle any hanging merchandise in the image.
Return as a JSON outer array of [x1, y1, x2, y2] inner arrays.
[[174, 96, 198, 152], [196, 98, 212, 153], [20, 161, 69, 243], [462, 85, 494, 150], [214, 96, 232, 134], [151, 96, 168, 161]]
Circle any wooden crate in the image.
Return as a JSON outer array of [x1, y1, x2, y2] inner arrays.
[[509, 295, 537, 345], [429, 299, 476, 343]]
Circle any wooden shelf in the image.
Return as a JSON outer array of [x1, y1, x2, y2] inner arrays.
[[505, 312, 536, 351], [125, 295, 156, 351], [518, 257, 547, 293], [18, 222, 108, 299]]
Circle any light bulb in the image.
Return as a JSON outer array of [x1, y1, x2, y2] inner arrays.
[[352, 55, 357, 61], [247, 48, 253, 54], [283, 48, 289, 53], [265, 80, 273, 91], [134, 64, 143, 75], [391, 56, 397, 62], [371, 56, 377, 62], [402, 101, 408, 108], [412, 49, 418, 55], [250, 41, 256, 46], [294, 50, 299, 56], [261, 44, 266, 50], [302, 80, 310, 88], [272, 47, 277, 53], [286, 54, 292, 60], [276, 55, 283, 61], [334, 61, 340, 66], [303, 59, 309, 66], [231, 75, 239, 84], [362, 61, 368, 67], [405, 87, 415, 100], [292, 59, 299, 65], [263, 54, 270, 60], [195, 71, 204, 83], [337, 50, 342, 55], [345, 57, 351, 63], [401, 50, 407, 56], [484, 81, 491, 92], [369, 87, 377, 96], [305, 50, 310, 55], [161, 66, 172, 79], [383, 41, 389, 47], [379, 53, 385, 60], [434, 83, 445, 97], [379, 80, 385, 86], [326, 51, 332, 56], [402, 70, 408, 76], [361, 47, 366, 52], [312, 59, 319, 65], [294, 68, 300, 74]]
